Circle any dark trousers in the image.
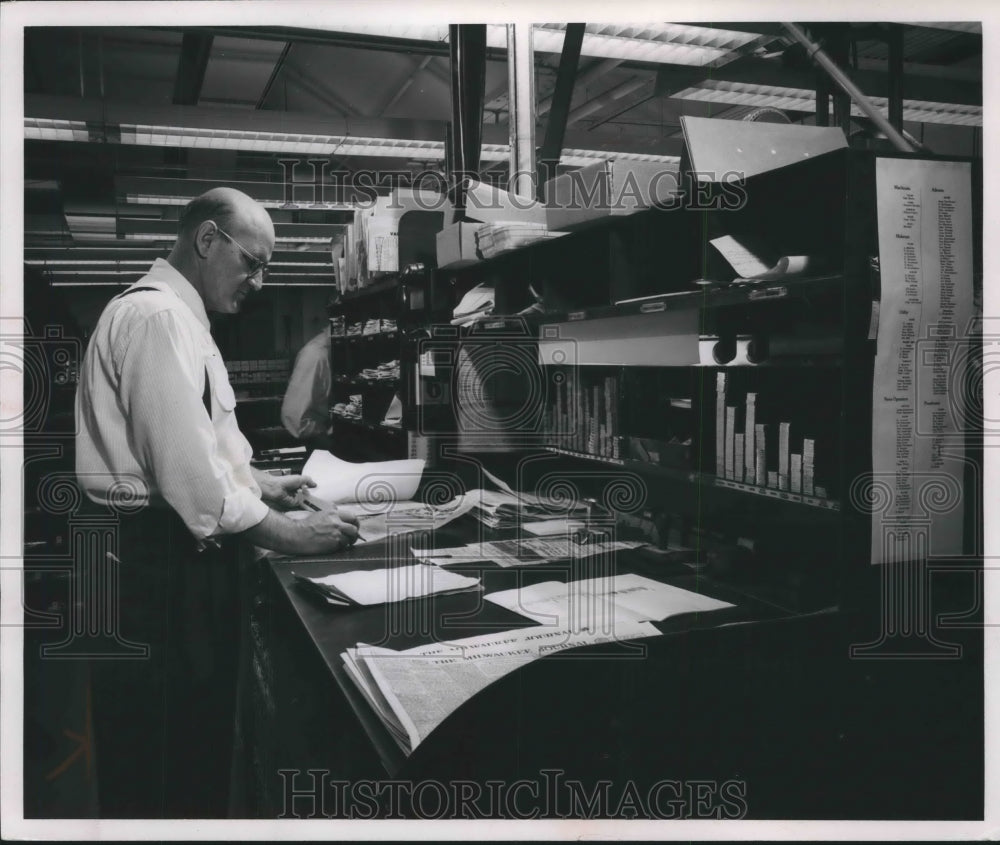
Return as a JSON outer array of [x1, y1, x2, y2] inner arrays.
[[88, 505, 241, 818]]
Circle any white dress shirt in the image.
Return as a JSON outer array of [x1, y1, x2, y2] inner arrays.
[[280, 329, 332, 441], [75, 258, 269, 539]]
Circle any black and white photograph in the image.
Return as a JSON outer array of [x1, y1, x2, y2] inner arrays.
[[0, 0, 994, 839]]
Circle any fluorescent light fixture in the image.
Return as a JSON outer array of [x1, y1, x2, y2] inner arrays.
[[31, 117, 680, 165], [44, 269, 145, 275], [50, 281, 133, 287], [124, 193, 354, 211], [24, 118, 90, 142], [309, 23, 763, 66], [121, 233, 335, 244], [530, 23, 760, 66], [674, 80, 982, 127], [25, 259, 153, 266]]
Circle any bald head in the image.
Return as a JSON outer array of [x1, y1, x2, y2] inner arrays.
[[177, 187, 274, 243], [169, 187, 275, 314]]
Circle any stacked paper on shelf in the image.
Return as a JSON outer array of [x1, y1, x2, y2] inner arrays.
[[356, 359, 399, 381], [333, 394, 363, 419], [330, 315, 346, 336], [475, 222, 565, 259], [346, 321, 364, 336], [451, 282, 494, 326], [341, 618, 660, 753], [293, 564, 481, 607], [362, 318, 381, 335]]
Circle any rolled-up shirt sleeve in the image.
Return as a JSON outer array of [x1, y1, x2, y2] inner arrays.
[[116, 309, 268, 539]]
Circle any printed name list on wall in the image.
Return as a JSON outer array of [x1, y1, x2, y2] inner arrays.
[[871, 158, 974, 565]]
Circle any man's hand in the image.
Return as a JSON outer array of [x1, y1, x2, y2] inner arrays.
[[243, 507, 361, 555], [257, 472, 316, 511], [295, 509, 361, 554]]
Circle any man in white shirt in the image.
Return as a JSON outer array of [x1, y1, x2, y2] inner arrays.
[[75, 187, 358, 818], [281, 328, 334, 451]]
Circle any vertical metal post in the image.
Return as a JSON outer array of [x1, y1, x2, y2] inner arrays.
[[887, 23, 904, 133], [815, 78, 830, 126], [537, 23, 585, 199], [507, 24, 536, 201], [447, 25, 488, 214]]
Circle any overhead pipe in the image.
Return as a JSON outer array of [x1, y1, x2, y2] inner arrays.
[[782, 22, 914, 152], [506, 24, 536, 201]]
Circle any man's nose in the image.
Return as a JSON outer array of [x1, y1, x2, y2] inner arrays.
[[248, 272, 264, 292]]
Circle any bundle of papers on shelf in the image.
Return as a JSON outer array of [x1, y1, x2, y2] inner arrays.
[[293, 564, 481, 607], [358, 360, 400, 381], [332, 394, 363, 419], [451, 282, 494, 326]]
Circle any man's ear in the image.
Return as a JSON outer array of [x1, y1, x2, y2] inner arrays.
[[193, 220, 217, 259]]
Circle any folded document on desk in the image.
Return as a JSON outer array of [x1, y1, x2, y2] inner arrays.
[[341, 619, 660, 753], [294, 564, 480, 607], [485, 574, 734, 626]]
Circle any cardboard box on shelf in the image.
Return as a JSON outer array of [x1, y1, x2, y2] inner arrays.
[[459, 178, 548, 227], [436, 221, 483, 269], [544, 159, 682, 231]]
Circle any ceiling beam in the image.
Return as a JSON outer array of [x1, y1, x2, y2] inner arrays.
[[281, 62, 362, 117], [154, 26, 511, 61], [173, 32, 214, 105], [378, 55, 435, 117], [256, 42, 293, 109]]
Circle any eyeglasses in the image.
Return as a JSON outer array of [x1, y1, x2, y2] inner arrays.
[[212, 222, 269, 284]]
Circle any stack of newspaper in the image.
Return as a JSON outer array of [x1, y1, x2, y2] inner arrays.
[[341, 618, 660, 754], [469, 487, 590, 530], [340, 573, 734, 753]]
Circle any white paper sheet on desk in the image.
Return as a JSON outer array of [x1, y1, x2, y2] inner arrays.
[[485, 574, 734, 627], [521, 518, 586, 536], [343, 618, 659, 752], [302, 564, 480, 605], [302, 450, 425, 504]]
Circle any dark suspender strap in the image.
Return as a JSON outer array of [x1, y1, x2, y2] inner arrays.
[[203, 369, 212, 418], [118, 286, 213, 419]]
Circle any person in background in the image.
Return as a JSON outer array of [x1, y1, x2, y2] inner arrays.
[[75, 186, 358, 819], [281, 327, 335, 451]]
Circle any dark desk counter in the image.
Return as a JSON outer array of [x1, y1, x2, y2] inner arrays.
[[239, 517, 856, 819]]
